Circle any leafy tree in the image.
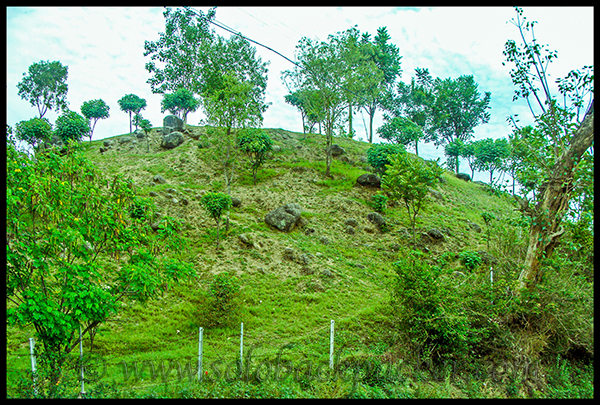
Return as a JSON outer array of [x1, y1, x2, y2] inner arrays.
[[461, 140, 478, 180], [144, 6, 217, 95], [237, 128, 273, 185], [134, 114, 152, 152], [117, 94, 147, 134], [443, 138, 465, 173], [333, 27, 382, 140], [80, 99, 110, 143], [282, 88, 325, 136], [200, 192, 232, 249], [160, 88, 200, 128], [366, 143, 406, 175], [503, 7, 594, 291], [382, 152, 443, 248], [429, 75, 491, 154], [201, 34, 269, 216], [14, 117, 53, 149], [17, 60, 69, 118], [376, 116, 424, 153], [6, 137, 195, 387], [54, 110, 90, 144], [473, 137, 511, 184], [200, 33, 269, 123], [357, 27, 403, 143], [385, 68, 435, 156], [284, 34, 348, 177]]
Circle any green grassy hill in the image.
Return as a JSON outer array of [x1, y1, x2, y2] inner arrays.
[[6, 125, 593, 398]]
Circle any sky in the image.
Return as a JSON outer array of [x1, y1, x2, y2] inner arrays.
[[5, 6, 594, 181]]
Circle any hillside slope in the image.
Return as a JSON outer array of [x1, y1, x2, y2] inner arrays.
[[8, 124, 541, 398]]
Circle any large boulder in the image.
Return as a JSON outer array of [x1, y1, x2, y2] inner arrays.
[[162, 115, 184, 136], [456, 172, 471, 182], [356, 173, 381, 188], [330, 144, 345, 156], [367, 212, 386, 231], [264, 203, 303, 232], [161, 131, 184, 149]]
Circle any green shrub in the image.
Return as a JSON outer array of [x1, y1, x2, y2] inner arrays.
[[237, 128, 273, 185], [366, 143, 405, 175], [209, 271, 241, 324], [370, 194, 388, 214], [458, 250, 482, 270], [200, 192, 232, 248], [129, 196, 154, 220], [390, 252, 478, 363]]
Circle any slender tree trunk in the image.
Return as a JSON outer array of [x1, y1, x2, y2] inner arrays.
[[325, 131, 333, 177], [517, 101, 594, 291], [348, 101, 353, 137], [224, 127, 234, 233], [216, 221, 221, 249], [368, 111, 375, 143]]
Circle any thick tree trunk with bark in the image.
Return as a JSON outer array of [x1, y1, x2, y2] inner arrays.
[[517, 101, 594, 291]]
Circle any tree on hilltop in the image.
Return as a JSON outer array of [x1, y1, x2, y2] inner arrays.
[[14, 117, 53, 150], [144, 6, 217, 95], [81, 99, 110, 143], [161, 88, 200, 129], [17, 60, 69, 118], [118, 94, 147, 134], [429, 74, 491, 171]]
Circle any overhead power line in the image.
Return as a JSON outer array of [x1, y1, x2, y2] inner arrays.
[[188, 7, 299, 67], [186, 6, 386, 115]]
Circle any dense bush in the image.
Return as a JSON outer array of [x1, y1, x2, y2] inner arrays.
[[209, 271, 241, 325], [370, 194, 388, 214], [458, 250, 482, 270], [366, 143, 405, 175], [54, 109, 90, 143], [390, 252, 481, 363]]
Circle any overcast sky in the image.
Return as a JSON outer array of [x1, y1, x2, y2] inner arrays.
[[5, 6, 594, 178]]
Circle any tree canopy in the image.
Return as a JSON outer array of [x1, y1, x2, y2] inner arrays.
[[17, 60, 69, 118], [282, 32, 348, 176], [144, 6, 217, 95], [117, 94, 147, 134], [80, 99, 110, 142], [14, 117, 53, 149], [429, 75, 491, 148], [160, 88, 200, 127], [54, 110, 90, 144]]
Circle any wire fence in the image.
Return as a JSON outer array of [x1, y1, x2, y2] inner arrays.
[[6, 319, 382, 397]]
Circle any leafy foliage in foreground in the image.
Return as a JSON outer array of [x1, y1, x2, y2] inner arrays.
[[6, 134, 195, 388]]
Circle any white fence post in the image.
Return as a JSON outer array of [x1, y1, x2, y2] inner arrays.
[[29, 337, 38, 396], [79, 326, 85, 397], [239, 322, 244, 370], [198, 327, 204, 381], [329, 320, 335, 370]]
